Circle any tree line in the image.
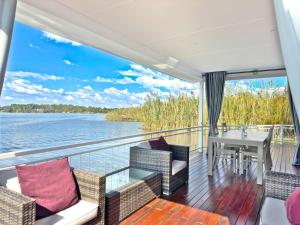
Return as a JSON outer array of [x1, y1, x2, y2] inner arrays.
[[0, 104, 114, 114]]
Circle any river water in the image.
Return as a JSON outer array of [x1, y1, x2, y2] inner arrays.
[[0, 113, 143, 153]]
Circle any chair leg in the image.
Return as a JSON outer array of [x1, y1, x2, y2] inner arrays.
[[246, 156, 250, 168], [265, 148, 272, 171], [232, 154, 236, 173], [241, 152, 245, 173], [214, 154, 219, 169]]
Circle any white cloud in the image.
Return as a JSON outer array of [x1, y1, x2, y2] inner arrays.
[[63, 60, 74, 65], [43, 32, 81, 46], [64, 96, 74, 101], [36, 97, 48, 101], [2, 64, 197, 108], [83, 85, 93, 91], [118, 64, 159, 78], [104, 87, 129, 96], [117, 77, 135, 84], [7, 79, 46, 95], [1, 96, 13, 100], [94, 76, 134, 84], [66, 86, 103, 103], [6, 79, 64, 96], [135, 75, 195, 91], [118, 64, 197, 92], [94, 77, 112, 83], [29, 43, 40, 49], [7, 71, 64, 81], [52, 88, 64, 94]]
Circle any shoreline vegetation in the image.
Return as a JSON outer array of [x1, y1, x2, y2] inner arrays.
[[0, 84, 293, 131], [106, 85, 292, 131], [0, 104, 113, 114]]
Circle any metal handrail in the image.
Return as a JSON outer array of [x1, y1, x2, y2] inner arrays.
[[0, 125, 203, 159], [0, 124, 295, 160], [0, 126, 202, 170], [0, 124, 295, 171]]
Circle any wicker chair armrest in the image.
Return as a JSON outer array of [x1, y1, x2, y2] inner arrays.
[[130, 146, 172, 176], [0, 187, 35, 225], [73, 170, 106, 225], [265, 171, 300, 200], [73, 169, 106, 205], [169, 144, 189, 161]]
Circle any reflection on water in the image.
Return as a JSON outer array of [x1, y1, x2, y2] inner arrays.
[[0, 113, 143, 153]]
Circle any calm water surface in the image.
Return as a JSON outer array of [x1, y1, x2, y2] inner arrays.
[[0, 113, 143, 153]]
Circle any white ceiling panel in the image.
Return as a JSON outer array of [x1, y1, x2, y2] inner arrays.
[[16, 0, 284, 82]]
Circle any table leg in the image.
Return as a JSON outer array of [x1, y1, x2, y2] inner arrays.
[[208, 139, 213, 176], [257, 143, 264, 185]]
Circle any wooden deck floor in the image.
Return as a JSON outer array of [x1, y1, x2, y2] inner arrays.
[[121, 143, 300, 225]]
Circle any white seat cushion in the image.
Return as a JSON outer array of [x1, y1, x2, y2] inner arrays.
[[36, 200, 98, 225], [137, 142, 151, 149], [260, 197, 291, 225], [172, 160, 187, 175], [0, 169, 21, 193]]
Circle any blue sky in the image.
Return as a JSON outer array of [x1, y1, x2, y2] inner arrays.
[[0, 22, 287, 108]]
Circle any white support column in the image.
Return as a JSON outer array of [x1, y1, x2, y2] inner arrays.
[[198, 76, 204, 152], [0, 0, 17, 95], [274, 0, 300, 122]]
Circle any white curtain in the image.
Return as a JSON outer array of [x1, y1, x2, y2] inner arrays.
[[273, 0, 300, 121]]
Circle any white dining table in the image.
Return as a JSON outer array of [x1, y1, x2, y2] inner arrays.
[[207, 130, 269, 185]]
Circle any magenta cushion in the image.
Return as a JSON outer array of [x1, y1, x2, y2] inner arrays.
[[16, 158, 79, 219], [285, 187, 300, 225], [149, 136, 170, 152]]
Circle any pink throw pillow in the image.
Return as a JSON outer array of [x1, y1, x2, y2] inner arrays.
[[285, 187, 300, 225], [16, 158, 79, 219]]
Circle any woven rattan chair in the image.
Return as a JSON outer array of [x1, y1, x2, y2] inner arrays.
[[0, 169, 106, 225], [265, 170, 300, 200], [130, 144, 189, 195], [259, 171, 300, 225]]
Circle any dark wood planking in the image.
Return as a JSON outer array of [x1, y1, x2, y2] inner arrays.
[[121, 143, 299, 225]]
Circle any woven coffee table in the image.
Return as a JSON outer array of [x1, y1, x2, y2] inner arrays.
[[105, 168, 162, 225]]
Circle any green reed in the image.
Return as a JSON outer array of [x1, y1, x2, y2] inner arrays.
[[106, 84, 292, 131]]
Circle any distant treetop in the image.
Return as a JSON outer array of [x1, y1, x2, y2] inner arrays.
[[0, 104, 114, 113]]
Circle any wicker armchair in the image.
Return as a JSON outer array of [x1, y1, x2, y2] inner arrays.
[[0, 169, 106, 225], [265, 170, 300, 200], [259, 171, 300, 225], [130, 144, 189, 195]]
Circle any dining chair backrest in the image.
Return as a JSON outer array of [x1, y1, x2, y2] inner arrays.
[[221, 122, 228, 132], [265, 127, 274, 149]]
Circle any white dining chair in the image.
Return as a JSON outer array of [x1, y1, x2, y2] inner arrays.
[[240, 127, 273, 172], [214, 143, 241, 173]]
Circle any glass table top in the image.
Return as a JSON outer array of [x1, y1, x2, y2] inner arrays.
[[106, 168, 155, 194]]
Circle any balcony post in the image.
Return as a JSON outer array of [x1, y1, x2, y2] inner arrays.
[[0, 0, 17, 95], [280, 125, 284, 145], [198, 76, 204, 152]]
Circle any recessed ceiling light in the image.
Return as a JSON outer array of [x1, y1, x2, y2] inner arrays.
[[154, 64, 173, 70]]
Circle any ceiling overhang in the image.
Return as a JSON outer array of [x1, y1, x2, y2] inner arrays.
[[16, 0, 285, 82]]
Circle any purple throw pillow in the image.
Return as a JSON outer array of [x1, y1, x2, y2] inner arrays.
[[149, 136, 170, 151], [285, 187, 300, 225], [16, 158, 79, 219]]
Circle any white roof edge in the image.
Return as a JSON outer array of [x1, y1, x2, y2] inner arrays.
[[16, 1, 201, 83], [15, 1, 285, 83]]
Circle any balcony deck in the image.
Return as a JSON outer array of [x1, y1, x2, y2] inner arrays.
[[121, 143, 300, 225]]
